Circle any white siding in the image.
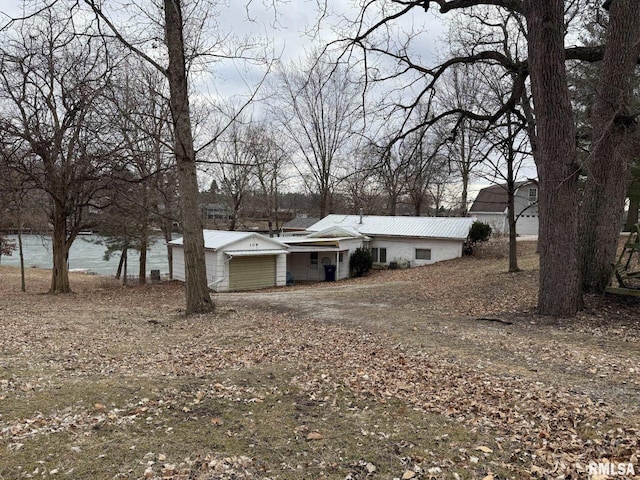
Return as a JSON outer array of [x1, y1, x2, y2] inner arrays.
[[211, 251, 228, 292], [276, 254, 287, 286], [172, 246, 185, 281], [372, 237, 464, 266], [339, 238, 366, 280], [205, 250, 219, 288], [473, 213, 508, 234]]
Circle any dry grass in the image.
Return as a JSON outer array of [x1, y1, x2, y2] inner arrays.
[[0, 245, 639, 479]]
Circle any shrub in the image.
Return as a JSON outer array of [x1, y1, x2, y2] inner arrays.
[[469, 221, 492, 244], [350, 247, 373, 277]]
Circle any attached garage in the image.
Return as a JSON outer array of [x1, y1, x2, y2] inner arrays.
[[229, 255, 275, 291], [169, 230, 288, 292]]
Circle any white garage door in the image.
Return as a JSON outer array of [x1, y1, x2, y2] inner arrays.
[[517, 214, 539, 236], [229, 255, 276, 291]]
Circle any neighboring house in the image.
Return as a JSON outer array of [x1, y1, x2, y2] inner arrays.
[[280, 215, 321, 235], [469, 180, 539, 236], [169, 230, 288, 292], [201, 203, 233, 222], [303, 214, 475, 268]]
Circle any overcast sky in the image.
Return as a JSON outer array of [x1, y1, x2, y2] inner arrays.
[[0, 1, 536, 194]]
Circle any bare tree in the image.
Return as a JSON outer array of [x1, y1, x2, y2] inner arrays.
[[106, 61, 178, 284], [246, 123, 291, 236], [438, 65, 489, 215], [362, 135, 409, 215], [0, 8, 118, 293], [341, 154, 386, 214], [269, 52, 363, 217], [209, 121, 256, 231]]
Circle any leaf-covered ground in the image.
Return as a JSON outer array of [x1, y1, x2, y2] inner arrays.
[[0, 241, 639, 479]]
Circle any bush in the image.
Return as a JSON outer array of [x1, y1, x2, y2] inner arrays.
[[469, 221, 492, 244], [350, 247, 373, 277]]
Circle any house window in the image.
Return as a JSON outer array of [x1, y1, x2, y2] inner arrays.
[[339, 252, 344, 263], [415, 248, 431, 260], [371, 247, 387, 263], [528, 187, 538, 204], [310, 252, 318, 269]]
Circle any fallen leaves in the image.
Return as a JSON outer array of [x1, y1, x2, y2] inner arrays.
[[305, 431, 324, 440], [1, 256, 640, 479]]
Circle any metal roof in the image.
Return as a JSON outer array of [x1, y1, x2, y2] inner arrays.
[[282, 216, 321, 230], [169, 230, 288, 251], [307, 215, 474, 240], [286, 245, 341, 253]]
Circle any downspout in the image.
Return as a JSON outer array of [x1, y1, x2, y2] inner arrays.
[[209, 252, 234, 292]]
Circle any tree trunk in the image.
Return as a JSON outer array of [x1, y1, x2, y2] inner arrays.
[[460, 169, 469, 215], [506, 115, 519, 273], [18, 221, 25, 292], [579, 0, 640, 293], [524, 0, 582, 316], [116, 241, 128, 280], [139, 234, 147, 285], [164, 0, 214, 315], [506, 186, 519, 273], [319, 187, 330, 218], [123, 248, 128, 286], [50, 202, 71, 293], [139, 191, 149, 285]]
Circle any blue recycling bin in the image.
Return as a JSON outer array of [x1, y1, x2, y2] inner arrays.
[[324, 264, 336, 282]]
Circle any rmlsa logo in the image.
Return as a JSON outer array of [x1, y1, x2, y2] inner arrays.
[[588, 462, 635, 477]]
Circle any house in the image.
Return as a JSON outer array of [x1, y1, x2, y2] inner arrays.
[[170, 215, 474, 291], [469, 180, 539, 236], [169, 230, 288, 292], [302, 214, 475, 268], [281, 214, 321, 235], [282, 226, 368, 281]]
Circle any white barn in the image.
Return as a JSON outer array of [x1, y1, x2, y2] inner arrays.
[[169, 230, 288, 292]]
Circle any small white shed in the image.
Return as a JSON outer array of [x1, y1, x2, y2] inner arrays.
[[169, 230, 289, 292]]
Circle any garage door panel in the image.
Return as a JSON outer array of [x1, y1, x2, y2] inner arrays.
[[229, 256, 275, 291]]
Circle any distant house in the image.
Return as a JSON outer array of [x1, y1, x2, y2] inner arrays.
[[169, 230, 288, 292], [281, 215, 321, 235], [469, 180, 539, 236], [300, 214, 475, 269]]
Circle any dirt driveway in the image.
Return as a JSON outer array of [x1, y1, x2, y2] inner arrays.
[[219, 250, 640, 417]]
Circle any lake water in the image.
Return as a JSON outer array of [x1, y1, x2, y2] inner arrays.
[[0, 234, 170, 277]]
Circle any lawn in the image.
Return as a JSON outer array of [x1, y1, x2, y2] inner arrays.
[[0, 241, 638, 479]]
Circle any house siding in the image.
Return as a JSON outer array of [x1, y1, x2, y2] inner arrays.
[[473, 213, 508, 234], [371, 237, 464, 266], [172, 246, 185, 281]]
